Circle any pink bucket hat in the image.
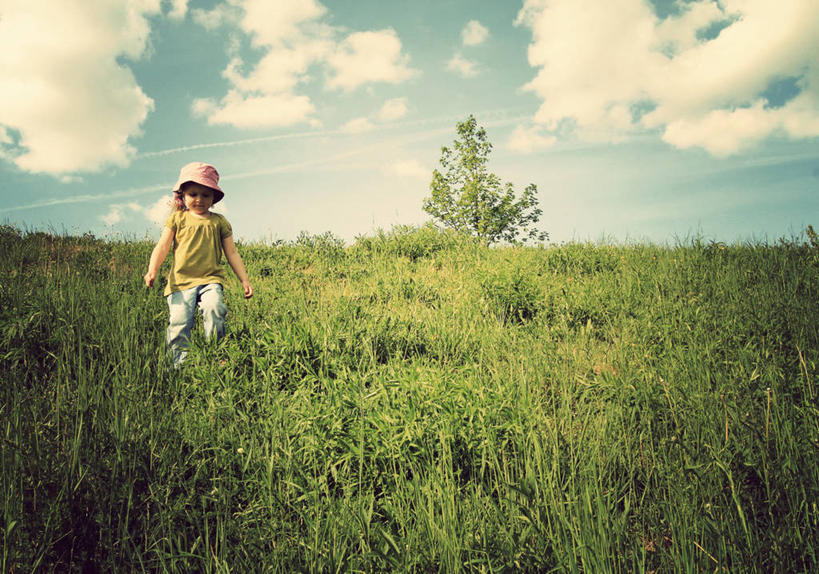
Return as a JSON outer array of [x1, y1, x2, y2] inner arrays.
[[173, 162, 225, 204]]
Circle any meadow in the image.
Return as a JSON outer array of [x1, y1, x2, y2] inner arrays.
[[1, 223, 818, 572]]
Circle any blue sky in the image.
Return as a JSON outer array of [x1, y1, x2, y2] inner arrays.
[[1, 0, 817, 244]]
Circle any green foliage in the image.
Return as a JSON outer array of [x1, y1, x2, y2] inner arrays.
[[353, 223, 473, 261], [295, 230, 345, 259], [480, 263, 543, 324], [807, 225, 819, 264], [2, 225, 818, 572], [424, 115, 547, 245]]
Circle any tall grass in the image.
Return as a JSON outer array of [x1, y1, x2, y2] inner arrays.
[[1, 223, 818, 572]]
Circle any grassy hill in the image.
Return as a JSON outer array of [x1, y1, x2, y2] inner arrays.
[[2, 223, 818, 572]]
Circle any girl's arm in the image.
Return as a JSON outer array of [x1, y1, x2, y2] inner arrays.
[[222, 235, 253, 298], [144, 227, 174, 287]]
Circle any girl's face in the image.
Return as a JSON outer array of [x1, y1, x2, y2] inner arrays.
[[182, 183, 214, 216]]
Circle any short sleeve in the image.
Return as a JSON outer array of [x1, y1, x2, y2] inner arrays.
[[164, 211, 180, 231], [220, 215, 233, 240]]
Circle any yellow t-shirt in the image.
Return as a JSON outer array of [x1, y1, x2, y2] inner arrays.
[[163, 211, 233, 296]]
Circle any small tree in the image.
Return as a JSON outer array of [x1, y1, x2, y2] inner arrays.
[[423, 115, 547, 245]]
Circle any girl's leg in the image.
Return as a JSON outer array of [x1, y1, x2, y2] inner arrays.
[[166, 286, 197, 366], [198, 283, 227, 341]]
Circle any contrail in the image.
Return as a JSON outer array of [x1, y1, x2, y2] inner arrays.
[[2, 143, 395, 214], [1, 137, 432, 214], [137, 108, 529, 159], [0, 184, 169, 214], [2, 110, 530, 214], [137, 129, 344, 159]]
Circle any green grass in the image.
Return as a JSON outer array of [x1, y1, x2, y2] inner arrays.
[[1, 223, 818, 572]]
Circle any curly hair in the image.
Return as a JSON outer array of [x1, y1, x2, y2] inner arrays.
[[172, 191, 186, 211]]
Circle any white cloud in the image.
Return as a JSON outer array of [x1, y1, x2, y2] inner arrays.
[[340, 117, 375, 133], [102, 207, 124, 226], [165, 0, 188, 20], [447, 53, 478, 78], [193, 90, 316, 129], [339, 97, 408, 133], [383, 159, 429, 179], [239, 0, 328, 47], [780, 89, 819, 138], [193, 1, 416, 128], [662, 101, 784, 157], [191, 3, 237, 30], [377, 98, 408, 122], [0, 0, 159, 176], [507, 124, 557, 154], [105, 197, 155, 226], [516, 0, 819, 155], [462, 20, 489, 46], [327, 29, 417, 91], [654, 1, 724, 54], [190, 0, 329, 128], [146, 195, 174, 225], [447, 21, 488, 80]]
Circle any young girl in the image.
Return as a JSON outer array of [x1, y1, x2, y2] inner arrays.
[[144, 162, 253, 366]]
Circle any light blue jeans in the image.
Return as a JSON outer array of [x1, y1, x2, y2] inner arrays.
[[166, 283, 227, 366]]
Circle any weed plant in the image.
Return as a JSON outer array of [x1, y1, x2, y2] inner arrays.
[[1, 223, 818, 572]]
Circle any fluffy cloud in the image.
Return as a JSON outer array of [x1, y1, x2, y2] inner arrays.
[[145, 195, 175, 225], [662, 101, 783, 156], [193, 91, 316, 129], [340, 117, 376, 133], [507, 125, 557, 154], [447, 21, 488, 78], [191, 3, 235, 30], [461, 20, 489, 46], [101, 206, 125, 226], [238, 0, 327, 47], [339, 97, 409, 132], [447, 54, 478, 78], [377, 98, 409, 122], [516, 0, 819, 155], [193, 1, 416, 128], [326, 29, 416, 91], [101, 199, 158, 226], [383, 159, 428, 179], [0, 0, 159, 176], [165, 0, 189, 20], [191, 0, 330, 128]]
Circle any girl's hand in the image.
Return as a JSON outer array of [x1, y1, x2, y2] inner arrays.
[[145, 228, 173, 289], [242, 281, 253, 299]]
